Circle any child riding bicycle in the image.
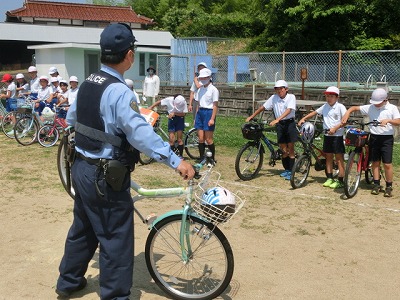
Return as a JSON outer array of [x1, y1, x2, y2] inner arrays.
[[298, 86, 347, 189], [246, 80, 297, 180], [342, 88, 400, 197], [149, 94, 188, 158]]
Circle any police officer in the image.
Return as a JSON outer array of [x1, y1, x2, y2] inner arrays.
[[56, 23, 194, 299]]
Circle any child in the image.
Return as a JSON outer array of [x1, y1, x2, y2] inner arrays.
[[149, 94, 188, 158], [298, 86, 347, 189], [195, 68, 219, 162], [342, 88, 400, 197], [246, 80, 297, 180], [0, 74, 17, 112]]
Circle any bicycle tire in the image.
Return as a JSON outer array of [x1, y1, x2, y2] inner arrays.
[[344, 151, 362, 198], [184, 128, 200, 160], [57, 133, 75, 199], [2, 111, 16, 138], [14, 116, 38, 146], [290, 154, 311, 189], [145, 214, 234, 300], [38, 124, 59, 147], [235, 142, 264, 181]]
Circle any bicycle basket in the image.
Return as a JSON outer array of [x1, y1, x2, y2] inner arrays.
[[241, 123, 263, 140], [345, 129, 369, 147], [194, 171, 245, 225], [17, 106, 32, 114]]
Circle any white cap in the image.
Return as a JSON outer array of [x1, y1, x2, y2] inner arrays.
[[16, 73, 25, 79], [49, 67, 58, 74], [173, 95, 186, 112], [125, 78, 134, 89], [197, 62, 208, 68], [39, 75, 49, 82], [59, 79, 68, 85], [274, 80, 288, 88], [370, 88, 388, 104], [198, 68, 212, 78], [324, 86, 340, 95], [28, 66, 37, 72], [69, 76, 78, 82], [51, 77, 59, 83]]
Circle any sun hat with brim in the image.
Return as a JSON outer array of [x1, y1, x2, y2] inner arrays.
[[370, 88, 388, 104], [197, 62, 208, 68], [1, 73, 13, 82], [51, 77, 59, 83], [146, 65, 156, 72], [100, 23, 137, 55], [49, 67, 58, 75], [173, 95, 186, 112], [198, 68, 212, 78], [16, 73, 25, 79], [28, 66, 37, 73], [69, 76, 78, 82], [39, 75, 49, 82], [59, 80, 68, 85], [274, 80, 288, 88], [324, 86, 340, 95]]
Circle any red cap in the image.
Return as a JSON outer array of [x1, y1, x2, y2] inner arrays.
[[1, 73, 13, 82]]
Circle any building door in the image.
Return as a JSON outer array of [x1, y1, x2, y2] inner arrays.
[[84, 51, 100, 78]]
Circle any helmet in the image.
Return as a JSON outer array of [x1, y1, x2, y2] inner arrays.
[[41, 107, 55, 119], [201, 187, 236, 222], [300, 122, 315, 143]]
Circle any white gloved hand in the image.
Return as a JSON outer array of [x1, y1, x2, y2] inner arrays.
[[142, 96, 147, 102]]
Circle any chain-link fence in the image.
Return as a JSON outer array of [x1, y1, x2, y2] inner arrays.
[[157, 50, 400, 91]]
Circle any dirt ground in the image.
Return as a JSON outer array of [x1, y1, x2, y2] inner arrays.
[[1, 134, 400, 300]]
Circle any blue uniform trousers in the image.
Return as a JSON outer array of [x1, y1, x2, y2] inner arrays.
[[57, 158, 134, 300]]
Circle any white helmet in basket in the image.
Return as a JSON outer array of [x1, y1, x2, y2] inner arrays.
[[202, 187, 235, 206], [41, 107, 55, 119], [300, 122, 315, 143]]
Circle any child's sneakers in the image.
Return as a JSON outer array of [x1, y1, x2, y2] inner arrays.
[[371, 185, 384, 195], [280, 170, 289, 177], [283, 171, 291, 180], [329, 179, 344, 189], [323, 178, 334, 187], [384, 187, 393, 197]]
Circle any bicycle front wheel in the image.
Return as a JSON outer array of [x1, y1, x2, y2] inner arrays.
[[184, 128, 200, 160], [235, 142, 263, 181], [38, 124, 59, 147], [14, 116, 38, 146], [344, 151, 362, 198], [290, 154, 311, 189], [145, 214, 234, 300]]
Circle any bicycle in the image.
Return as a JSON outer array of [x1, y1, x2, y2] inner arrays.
[[343, 120, 384, 198], [37, 107, 68, 147], [57, 145, 245, 299], [139, 109, 200, 165], [13, 99, 44, 146], [235, 114, 304, 181], [290, 126, 339, 189], [2, 96, 35, 139], [57, 126, 75, 199]]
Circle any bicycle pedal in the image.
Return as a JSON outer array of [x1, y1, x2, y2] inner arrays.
[[145, 213, 157, 225]]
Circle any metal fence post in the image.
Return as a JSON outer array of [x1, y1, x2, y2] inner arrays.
[[337, 50, 342, 88]]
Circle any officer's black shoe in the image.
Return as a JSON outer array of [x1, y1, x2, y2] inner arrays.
[[56, 278, 87, 298]]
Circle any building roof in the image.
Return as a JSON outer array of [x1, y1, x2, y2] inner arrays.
[[7, 0, 154, 25]]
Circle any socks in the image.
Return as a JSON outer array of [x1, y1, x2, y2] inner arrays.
[[198, 143, 205, 158], [177, 144, 184, 156], [208, 143, 215, 160]]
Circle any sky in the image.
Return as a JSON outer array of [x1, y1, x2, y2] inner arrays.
[[0, 0, 91, 22]]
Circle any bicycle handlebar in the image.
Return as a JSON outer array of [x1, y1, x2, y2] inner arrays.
[[345, 119, 381, 127]]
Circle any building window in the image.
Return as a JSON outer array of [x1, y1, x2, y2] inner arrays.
[[149, 54, 157, 69], [139, 53, 145, 76]]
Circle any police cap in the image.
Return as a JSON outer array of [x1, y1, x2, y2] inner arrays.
[[100, 23, 137, 55]]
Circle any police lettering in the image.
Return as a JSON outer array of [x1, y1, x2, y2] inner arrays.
[[86, 74, 107, 84]]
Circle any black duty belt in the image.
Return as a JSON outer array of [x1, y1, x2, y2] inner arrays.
[[199, 107, 213, 110], [76, 152, 105, 166], [279, 118, 295, 124]]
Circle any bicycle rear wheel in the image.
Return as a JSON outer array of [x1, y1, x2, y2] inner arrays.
[[138, 152, 154, 165], [14, 116, 38, 146], [344, 151, 362, 198], [2, 111, 16, 138], [235, 142, 264, 181], [145, 214, 234, 300], [290, 154, 311, 189], [57, 132, 75, 199], [184, 128, 200, 160], [38, 124, 59, 147]]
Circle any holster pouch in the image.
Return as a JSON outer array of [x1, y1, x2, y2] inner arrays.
[[104, 160, 129, 192], [66, 138, 76, 164]]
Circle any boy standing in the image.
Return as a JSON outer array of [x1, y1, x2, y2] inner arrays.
[[246, 80, 297, 180], [342, 88, 400, 197], [298, 86, 347, 188]]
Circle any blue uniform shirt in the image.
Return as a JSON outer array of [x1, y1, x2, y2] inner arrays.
[[66, 65, 181, 169]]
